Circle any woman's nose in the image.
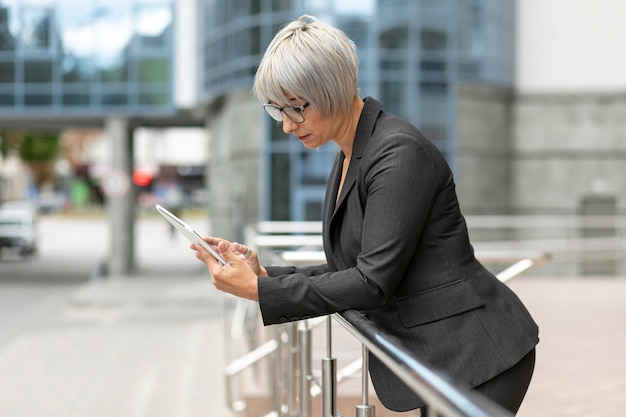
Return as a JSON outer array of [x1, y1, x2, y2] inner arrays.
[[282, 114, 298, 134]]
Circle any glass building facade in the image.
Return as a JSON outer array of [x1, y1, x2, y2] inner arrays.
[[0, 0, 175, 116], [201, 0, 515, 221], [1, 0, 515, 222]]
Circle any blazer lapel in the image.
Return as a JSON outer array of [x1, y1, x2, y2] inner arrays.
[[324, 152, 343, 225], [324, 97, 383, 267], [323, 151, 344, 270], [334, 159, 357, 213], [331, 97, 382, 218]]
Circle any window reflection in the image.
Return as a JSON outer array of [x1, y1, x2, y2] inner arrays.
[[1, 0, 174, 112], [0, 6, 16, 51], [21, 6, 52, 51]]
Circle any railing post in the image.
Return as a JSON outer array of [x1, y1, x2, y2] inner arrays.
[[287, 323, 298, 416], [273, 325, 289, 417], [298, 320, 312, 417], [322, 316, 337, 417], [355, 345, 375, 417]]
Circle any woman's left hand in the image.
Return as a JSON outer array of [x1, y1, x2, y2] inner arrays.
[[191, 239, 262, 301]]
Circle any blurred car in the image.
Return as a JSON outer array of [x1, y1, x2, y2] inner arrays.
[[0, 201, 38, 258], [36, 191, 67, 213]]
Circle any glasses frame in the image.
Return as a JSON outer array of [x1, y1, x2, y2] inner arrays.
[[262, 101, 310, 123]]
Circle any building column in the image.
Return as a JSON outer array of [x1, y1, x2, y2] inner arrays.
[[103, 117, 135, 277]]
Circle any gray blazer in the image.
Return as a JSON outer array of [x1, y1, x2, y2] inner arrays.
[[259, 97, 539, 411]]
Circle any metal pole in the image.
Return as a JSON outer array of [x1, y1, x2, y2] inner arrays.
[[322, 316, 337, 417], [270, 326, 282, 416], [288, 323, 298, 416], [298, 321, 312, 417], [355, 345, 375, 417]]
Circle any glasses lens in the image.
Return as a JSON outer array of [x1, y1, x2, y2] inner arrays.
[[282, 107, 304, 123], [263, 104, 283, 122]]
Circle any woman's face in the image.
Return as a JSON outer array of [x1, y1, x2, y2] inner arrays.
[[279, 98, 339, 150]]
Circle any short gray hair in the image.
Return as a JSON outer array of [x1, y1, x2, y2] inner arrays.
[[253, 15, 359, 116]]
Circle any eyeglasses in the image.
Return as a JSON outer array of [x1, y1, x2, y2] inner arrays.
[[262, 101, 310, 123]]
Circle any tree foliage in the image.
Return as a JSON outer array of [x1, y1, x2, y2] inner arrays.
[[0, 130, 60, 187], [18, 132, 59, 162]]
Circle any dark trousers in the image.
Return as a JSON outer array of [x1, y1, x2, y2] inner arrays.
[[421, 348, 536, 416]]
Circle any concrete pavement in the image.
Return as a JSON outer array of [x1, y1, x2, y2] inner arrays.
[[0, 270, 238, 417], [508, 276, 626, 417], [2, 273, 623, 417]]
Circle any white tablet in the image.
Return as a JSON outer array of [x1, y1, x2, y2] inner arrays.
[[155, 204, 227, 265]]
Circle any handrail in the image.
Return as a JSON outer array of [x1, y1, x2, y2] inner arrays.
[[225, 221, 555, 417], [334, 310, 514, 417]]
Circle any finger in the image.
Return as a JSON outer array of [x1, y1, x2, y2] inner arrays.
[[202, 236, 221, 246], [217, 240, 243, 263], [194, 244, 217, 265], [233, 242, 253, 258]]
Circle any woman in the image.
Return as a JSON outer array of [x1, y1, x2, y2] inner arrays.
[[192, 15, 538, 414]]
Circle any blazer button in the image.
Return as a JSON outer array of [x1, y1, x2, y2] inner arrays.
[[290, 316, 300, 321], [279, 317, 288, 323]]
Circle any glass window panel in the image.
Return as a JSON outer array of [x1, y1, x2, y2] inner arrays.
[[380, 80, 406, 120], [251, 0, 261, 15], [270, 152, 290, 220], [139, 92, 168, 106], [229, 0, 249, 18], [341, 18, 368, 50], [380, 59, 406, 71], [271, 0, 290, 13], [24, 60, 52, 83], [0, 7, 17, 51], [0, 93, 14, 106], [270, 122, 289, 143], [21, 7, 52, 51], [90, 2, 132, 75], [380, 26, 408, 50], [421, 29, 447, 51], [138, 58, 168, 83], [458, 61, 480, 78], [25, 93, 52, 106], [420, 82, 448, 142], [101, 93, 128, 106], [420, 59, 446, 73], [0, 61, 14, 83], [57, 0, 94, 79], [61, 57, 91, 82], [250, 25, 261, 56], [300, 151, 334, 186], [135, 3, 172, 50], [304, 201, 323, 221], [100, 63, 128, 83], [62, 93, 89, 106]]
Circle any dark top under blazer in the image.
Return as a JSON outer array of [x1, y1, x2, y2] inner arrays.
[[258, 97, 539, 411]]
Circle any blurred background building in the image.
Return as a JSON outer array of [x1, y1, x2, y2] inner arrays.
[[202, 0, 517, 238], [0, 0, 624, 274]]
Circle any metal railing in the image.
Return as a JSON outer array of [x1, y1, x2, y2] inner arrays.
[[333, 310, 514, 417], [223, 220, 553, 417]]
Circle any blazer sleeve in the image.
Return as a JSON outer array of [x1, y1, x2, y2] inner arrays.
[[264, 264, 330, 277]]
